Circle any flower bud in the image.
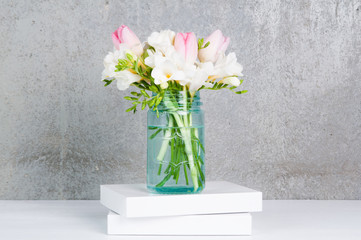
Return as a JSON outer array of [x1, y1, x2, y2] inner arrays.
[[112, 25, 143, 56], [174, 32, 198, 64], [222, 76, 240, 87], [198, 30, 230, 63]]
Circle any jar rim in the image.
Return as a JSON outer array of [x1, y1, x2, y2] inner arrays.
[[152, 90, 200, 98]]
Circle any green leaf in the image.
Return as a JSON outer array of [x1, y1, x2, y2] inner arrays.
[[141, 80, 150, 86], [198, 139, 205, 153], [134, 83, 146, 89], [124, 96, 139, 101], [126, 53, 134, 61], [203, 41, 210, 48], [150, 129, 162, 139], [141, 100, 147, 110], [134, 60, 138, 73], [131, 91, 140, 96], [148, 98, 156, 107], [155, 173, 172, 187], [212, 82, 219, 89], [235, 90, 248, 94], [142, 49, 149, 60], [141, 90, 150, 98], [155, 96, 163, 106], [116, 59, 130, 71], [138, 64, 143, 74], [183, 163, 189, 185], [198, 38, 204, 49], [149, 85, 158, 93], [102, 79, 113, 86], [126, 106, 136, 112]]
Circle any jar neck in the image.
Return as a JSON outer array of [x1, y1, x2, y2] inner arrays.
[[155, 90, 202, 111]]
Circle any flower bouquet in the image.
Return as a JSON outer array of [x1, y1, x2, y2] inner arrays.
[[102, 25, 246, 194]]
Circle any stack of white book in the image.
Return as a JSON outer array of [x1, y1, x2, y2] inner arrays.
[[100, 181, 262, 236]]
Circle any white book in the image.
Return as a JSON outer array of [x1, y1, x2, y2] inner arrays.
[[101, 181, 262, 218], [107, 211, 252, 236]]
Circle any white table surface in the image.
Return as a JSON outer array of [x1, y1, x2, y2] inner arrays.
[[0, 200, 360, 240]]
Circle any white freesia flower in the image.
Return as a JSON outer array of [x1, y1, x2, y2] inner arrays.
[[214, 52, 243, 77], [147, 30, 176, 55], [222, 76, 240, 87], [187, 69, 209, 92], [177, 63, 214, 92], [197, 62, 215, 76], [151, 60, 185, 89], [101, 45, 141, 90], [167, 50, 187, 69], [147, 47, 198, 89], [101, 47, 127, 80], [145, 48, 186, 69], [115, 70, 142, 90], [197, 62, 214, 88], [144, 49, 166, 68], [176, 63, 196, 87]]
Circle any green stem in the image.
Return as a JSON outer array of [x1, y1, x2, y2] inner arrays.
[[156, 116, 173, 162], [161, 89, 198, 192], [155, 90, 201, 192]]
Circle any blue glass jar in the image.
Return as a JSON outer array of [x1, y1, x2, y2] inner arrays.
[[147, 90, 205, 194]]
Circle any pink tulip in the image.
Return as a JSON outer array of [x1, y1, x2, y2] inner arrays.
[[112, 25, 143, 56], [198, 30, 230, 63], [174, 32, 198, 64]]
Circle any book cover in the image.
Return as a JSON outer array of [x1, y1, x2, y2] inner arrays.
[[107, 211, 252, 235], [101, 181, 262, 217]]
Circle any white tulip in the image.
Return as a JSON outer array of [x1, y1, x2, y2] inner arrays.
[[198, 29, 230, 63], [214, 52, 243, 77]]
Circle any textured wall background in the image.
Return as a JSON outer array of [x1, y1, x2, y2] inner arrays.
[[0, 0, 360, 200]]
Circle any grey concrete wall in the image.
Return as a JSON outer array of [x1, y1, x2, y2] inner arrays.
[[0, 0, 360, 200]]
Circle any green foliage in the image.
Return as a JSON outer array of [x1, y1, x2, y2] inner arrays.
[[149, 129, 162, 139], [204, 78, 247, 95], [115, 59, 130, 71], [197, 38, 210, 50], [102, 79, 114, 86], [141, 90, 150, 98], [198, 38, 204, 50], [123, 87, 165, 116], [203, 41, 210, 48], [235, 90, 248, 94]]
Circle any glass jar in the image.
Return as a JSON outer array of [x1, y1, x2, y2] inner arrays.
[[147, 90, 205, 194]]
